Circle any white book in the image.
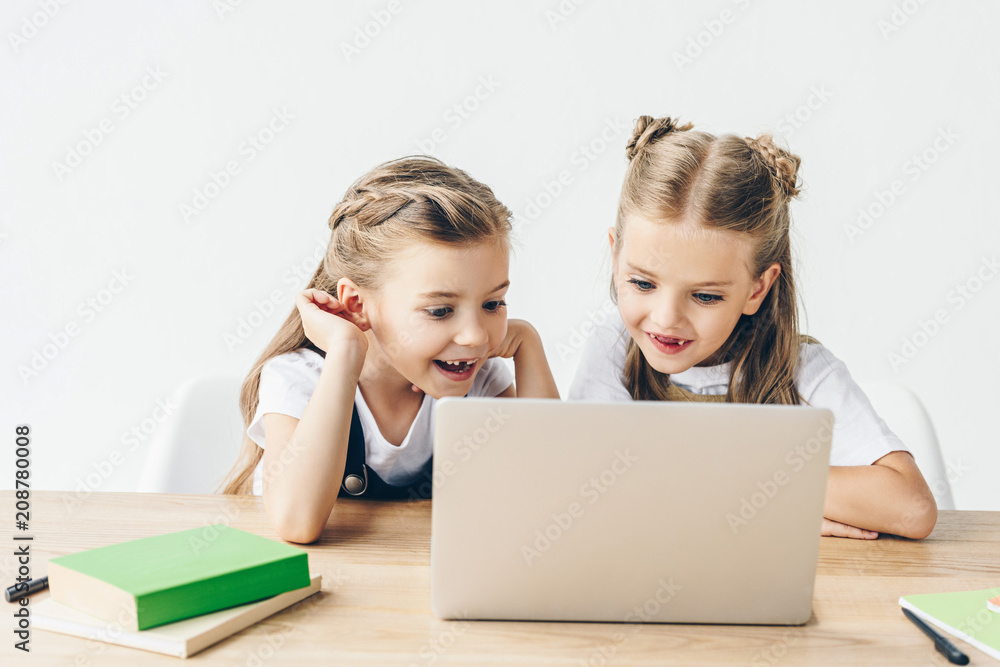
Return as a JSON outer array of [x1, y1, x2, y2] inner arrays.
[[34, 574, 321, 659]]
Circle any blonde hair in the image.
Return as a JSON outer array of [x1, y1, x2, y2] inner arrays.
[[219, 156, 512, 495], [612, 116, 803, 404]]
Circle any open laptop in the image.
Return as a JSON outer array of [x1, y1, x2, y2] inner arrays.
[[431, 398, 833, 625]]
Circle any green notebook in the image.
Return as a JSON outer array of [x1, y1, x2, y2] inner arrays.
[[47, 524, 310, 631], [899, 587, 1000, 661]]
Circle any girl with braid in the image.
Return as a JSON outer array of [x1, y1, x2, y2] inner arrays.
[[569, 116, 937, 540], [222, 156, 559, 543]]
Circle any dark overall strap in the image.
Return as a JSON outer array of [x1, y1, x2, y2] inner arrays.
[[300, 339, 433, 500]]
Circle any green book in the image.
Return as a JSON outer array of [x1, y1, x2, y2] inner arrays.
[[899, 587, 1000, 661], [47, 524, 310, 631]]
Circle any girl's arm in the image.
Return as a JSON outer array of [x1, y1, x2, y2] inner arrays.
[[261, 344, 364, 544], [262, 289, 369, 544], [491, 319, 560, 399], [795, 346, 937, 539], [823, 451, 938, 539]]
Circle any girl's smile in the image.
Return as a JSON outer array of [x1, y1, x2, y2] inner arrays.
[[432, 357, 480, 381], [646, 332, 694, 355]]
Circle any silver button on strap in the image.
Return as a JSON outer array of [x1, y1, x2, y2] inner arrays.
[[342, 465, 368, 496]]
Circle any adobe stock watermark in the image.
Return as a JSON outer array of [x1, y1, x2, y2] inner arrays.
[[516, 117, 629, 229], [61, 396, 179, 515], [7, 0, 72, 53], [577, 577, 684, 667], [179, 107, 295, 224], [413, 405, 511, 499], [237, 630, 289, 667], [408, 613, 472, 667], [847, 461, 962, 575], [672, 0, 753, 72], [751, 625, 806, 667], [555, 299, 616, 361], [521, 449, 639, 566], [544, 0, 588, 31], [725, 416, 833, 534], [18, 267, 135, 385], [887, 254, 998, 371], [877, 0, 928, 39], [414, 75, 501, 154], [51, 66, 168, 182], [579, 628, 633, 667], [213, 0, 248, 21], [844, 126, 959, 243], [340, 0, 402, 63], [928, 458, 970, 506], [236, 568, 345, 667], [623, 577, 683, 623], [774, 85, 833, 140], [78, 599, 155, 658], [189, 513, 246, 556], [578, 577, 682, 665], [258, 436, 309, 493], [223, 234, 328, 352], [938, 590, 1000, 652]]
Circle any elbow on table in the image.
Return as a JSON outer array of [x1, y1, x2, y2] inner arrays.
[[266, 499, 329, 545], [276, 521, 324, 545], [897, 494, 938, 540]]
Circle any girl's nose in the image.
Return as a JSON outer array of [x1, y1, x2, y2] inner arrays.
[[649, 296, 684, 330], [453, 314, 489, 348]]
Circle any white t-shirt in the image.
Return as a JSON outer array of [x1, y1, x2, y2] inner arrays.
[[567, 309, 907, 467], [248, 349, 514, 495]]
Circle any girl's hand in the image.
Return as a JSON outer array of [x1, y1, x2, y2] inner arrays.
[[488, 319, 532, 360], [295, 289, 369, 355], [487, 319, 560, 399], [822, 518, 878, 539]]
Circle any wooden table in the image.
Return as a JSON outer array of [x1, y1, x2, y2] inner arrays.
[[2, 492, 998, 665]]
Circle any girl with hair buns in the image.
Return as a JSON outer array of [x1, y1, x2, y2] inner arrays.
[[221, 156, 559, 543], [569, 116, 937, 540]]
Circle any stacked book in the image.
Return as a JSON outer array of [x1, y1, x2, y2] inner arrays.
[[35, 524, 320, 658]]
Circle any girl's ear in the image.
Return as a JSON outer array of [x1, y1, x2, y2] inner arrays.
[[336, 278, 371, 331], [607, 227, 618, 274], [742, 263, 781, 316]]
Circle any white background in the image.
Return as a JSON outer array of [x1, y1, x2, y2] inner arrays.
[[2, 1, 997, 509]]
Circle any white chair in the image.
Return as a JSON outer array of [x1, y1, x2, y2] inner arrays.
[[858, 381, 956, 510], [137, 375, 246, 494]]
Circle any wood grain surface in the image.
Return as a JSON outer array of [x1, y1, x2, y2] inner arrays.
[[2, 491, 998, 666]]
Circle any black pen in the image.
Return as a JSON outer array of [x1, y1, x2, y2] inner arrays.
[[903, 607, 970, 665], [4, 576, 48, 603]]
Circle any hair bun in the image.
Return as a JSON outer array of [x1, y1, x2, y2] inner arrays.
[[745, 134, 801, 200], [626, 115, 693, 162]]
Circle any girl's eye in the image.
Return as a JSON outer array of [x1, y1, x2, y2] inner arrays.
[[694, 293, 723, 305], [483, 300, 507, 312], [425, 307, 453, 319], [627, 278, 654, 292]]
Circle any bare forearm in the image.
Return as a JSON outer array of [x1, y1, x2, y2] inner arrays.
[[511, 326, 560, 399], [263, 348, 363, 542], [824, 464, 936, 538]]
